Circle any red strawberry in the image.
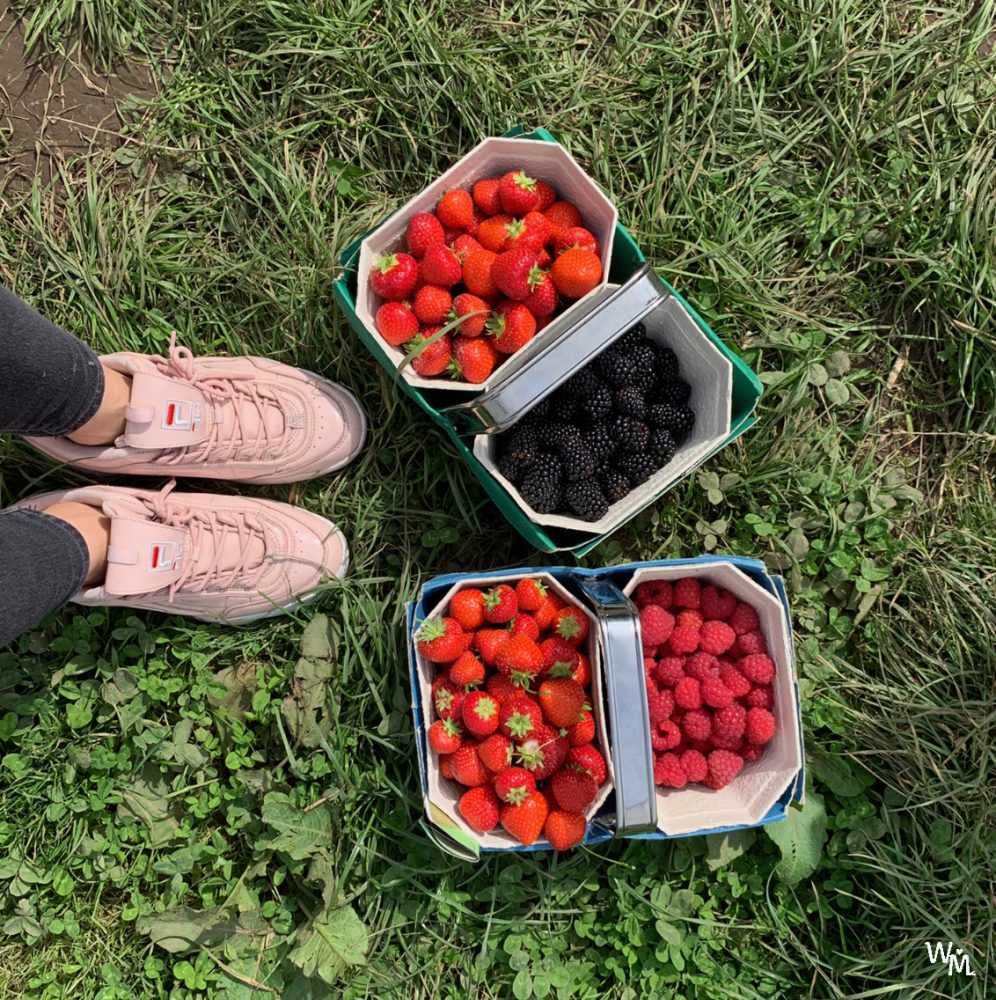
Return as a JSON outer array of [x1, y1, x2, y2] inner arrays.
[[428, 717, 463, 754], [483, 584, 517, 623], [433, 680, 464, 721], [462, 691, 500, 736], [554, 226, 600, 257], [420, 244, 462, 287], [572, 651, 591, 687], [566, 745, 606, 786], [500, 790, 549, 845], [409, 330, 452, 377], [517, 724, 568, 781], [477, 733, 514, 772], [542, 200, 582, 238], [494, 766, 536, 805], [369, 252, 419, 300], [449, 588, 485, 630], [472, 177, 503, 216], [477, 214, 516, 252], [550, 248, 602, 299], [451, 743, 490, 787], [450, 293, 491, 337], [533, 595, 560, 631], [438, 752, 456, 780], [567, 709, 595, 747], [521, 210, 552, 248], [437, 189, 475, 230], [449, 650, 486, 688], [551, 767, 597, 811], [417, 617, 466, 663], [522, 271, 557, 318], [498, 170, 540, 214], [451, 335, 499, 384], [495, 635, 545, 683], [509, 612, 540, 641], [412, 285, 452, 325], [407, 212, 446, 257], [515, 577, 548, 612], [452, 234, 482, 261], [492, 247, 540, 301], [474, 628, 509, 666], [462, 249, 499, 298], [375, 301, 419, 345], [538, 677, 585, 728], [486, 672, 517, 705], [499, 695, 543, 740], [553, 606, 589, 647], [544, 809, 586, 850], [534, 178, 556, 211], [458, 785, 499, 832], [540, 638, 578, 676], [488, 302, 536, 354]]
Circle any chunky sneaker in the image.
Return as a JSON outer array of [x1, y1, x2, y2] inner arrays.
[[26, 334, 367, 483], [13, 482, 348, 624]]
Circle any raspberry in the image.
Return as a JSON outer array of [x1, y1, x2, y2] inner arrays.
[[674, 676, 702, 709], [644, 656, 657, 680], [705, 750, 744, 790], [701, 677, 734, 709], [676, 609, 704, 631], [728, 601, 760, 635], [653, 752, 687, 788], [745, 684, 774, 709], [652, 719, 681, 751], [685, 652, 720, 681], [668, 626, 700, 655], [658, 688, 675, 719], [653, 656, 685, 687], [719, 664, 752, 697], [635, 580, 674, 609], [681, 708, 712, 741], [700, 585, 737, 620], [699, 620, 736, 655], [745, 707, 776, 745], [733, 630, 768, 657], [741, 743, 765, 762], [712, 703, 746, 743], [673, 577, 702, 609], [646, 684, 673, 725], [739, 654, 775, 684], [711, 732, 744, 751], [639, 605, 675, 648], [680, 749, 708, 782], [688, 737, 712, 754]]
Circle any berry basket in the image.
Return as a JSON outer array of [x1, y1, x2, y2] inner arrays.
[[334, 126, 762, 555], [408, 557, 804, 861]]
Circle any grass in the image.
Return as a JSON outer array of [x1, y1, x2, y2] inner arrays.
[[0, 0, 994, 996]]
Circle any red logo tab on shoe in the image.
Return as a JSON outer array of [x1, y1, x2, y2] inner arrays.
[[162, 400, 201, 432], [149, 541, 183, 573]]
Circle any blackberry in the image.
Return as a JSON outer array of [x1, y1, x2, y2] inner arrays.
[[518, 453, 564, 514], [503, 426, 540, 465], [616, 451, 658, 486], [647, 427, 677, 466], [497, 452, 529, 484], [560, 441, 598, 482], [656, 378, 691, 406], [520, 398, 553, 428], [549, 387, 580, 423], [651, 343, 680, 382], [648, 404, 695, 443], [614, 322, 646, 351], [537, 422, 569, 449], [578, 381, 614, 421], [610, 414, 650, 453], [601, 468, 631, 504], [584, 422, 617, 461], [564, 479, 609, 522], [562, 367, 601, 397], [596, 345, 638, 387], [614, 386, 646, 419]]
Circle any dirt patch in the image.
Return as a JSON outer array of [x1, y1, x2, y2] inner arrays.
[[0, 1, 156, 187]]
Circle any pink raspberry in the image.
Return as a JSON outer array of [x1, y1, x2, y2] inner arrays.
[[635, 580, 673, 609], [639, 605, 675, 648], [658, 688, 675, 719], [711, 732, 744, 751], [728, 601, 760, 635], [705, 749, 744, 790], [681, 708, 712, 741], [674, 676, 702, 710], [680, 749, 708, 782], [741, 743, 765, 762], [646, 685, 673, 725], [653, 656, 685, 687], [700, 584, 737, 620], [673, 577, 701, 609], [685, 652, 720, 681], [733, 630, 768, 657], [745, 684, 774, 710], [653, 752, 687, 788], [644, 656, 657, 680], [651, 719, 681, 751], [719, 664, 752, 698], [701, 677, 734, 709], [712, 703, 746, 743], [739, 654, 775, 684], [667, 626, 700, 655], [676, 609, 704, 631], [699, 620, 736, 655], [745, 707, 776, 745]]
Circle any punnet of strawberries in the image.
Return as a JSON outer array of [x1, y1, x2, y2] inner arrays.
[[636, 577, 777, 791], [369, 170, 605, 384], [416, 577, 607, 851]]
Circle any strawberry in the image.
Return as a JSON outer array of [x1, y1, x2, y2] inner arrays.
[[488, 302, 536, 354], [498, 170, 540, 215], [458, 785, 499, 832], [522, 271, 557, 318], [495, 635, 545, 683], [449, 293, 491, 337], [554, 226, 600, 257], [515, 577, 548, 612], [406, 212, 446, 257], [520, 211, 552, 248], [462, 249, 499, 298], [483, 584, 518, 623], [553, 606, 589, 647], [508, 612, 540, 641], [567, 709, 595, 746], [449, 588, 485, 630], [534, 179, 557, 211], [542, 641, 579, 675], [478, 214, 516, 252], [499, 695, 543, 740], [572, 651, 591, 687], [413, 285, 452, 324], [462, 691, 500, 737], [451, 743, 491, 787], [538, 677, 585, 728], [542, 200, 583, 238], [438, 752, 456, 780], [409, 330, 452, 377], [486, 672, 517, 705], [500, 790, 549, 845], [420, 244, 462, 287], [533, 594, 561, 631], [494, 766, 536, 805], [477, 732, 514, 772], [449, 650, 486, 688], [433, 680, 464, 721], [375, 301, 419, 345], [550, 767, 598, 811], [451, 335, 499, 384], [474, 628, 509, 666], [492, 247, 540, 301], [517, 724, 568, 781], [428, 717, 464, 755], [566, 744, 607, 785], [551, 248, 602, 299], [452, 234, 483, 263], [369, 252, 419, 300], [437, 189, 475, 230], [417, 616, 467, 663], [472, 177, 503, 216], [544, 810, 586, 851]]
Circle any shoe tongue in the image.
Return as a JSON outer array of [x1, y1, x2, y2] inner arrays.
[[121, 372, 211, 450], [104, 512, 190, 596]]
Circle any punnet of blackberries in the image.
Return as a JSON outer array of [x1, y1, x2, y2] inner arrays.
[[495, 323, 695, 522]]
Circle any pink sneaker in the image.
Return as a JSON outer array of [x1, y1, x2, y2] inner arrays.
[[26, 335, 367, 483], [13, 482, 348, 624]]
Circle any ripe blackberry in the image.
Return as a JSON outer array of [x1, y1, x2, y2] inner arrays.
[[584, 422, 617, 461], [518, 453, 564, 514], [537, 422, 569, 449], [647, 427, 677, 466], [564, 479, 609, 522], [616, 451, 658, 486], [614, 386, 646, 419], [578, 381, 614, 421], [628, 343, 658, 392], [560, 440, 598, 482], [503, 426, 540, 465], [497, 452, 529, 484], [651, 404, 695, 443], [549, 387, 580, 423], [596, 345, 638, 387], [656, 378, 691, 406], [562, 368, 601, 397], [614, 322, 646, 351], [651, 343, 679, 382], [601, 468, 631, 503], [610, 414, 650, 453]]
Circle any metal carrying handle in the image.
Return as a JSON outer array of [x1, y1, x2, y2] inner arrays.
[[443, 264, 669, 435], [575, 576, 658, 836]]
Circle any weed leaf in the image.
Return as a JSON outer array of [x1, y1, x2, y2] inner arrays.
[[261, 792, 332, 860], [139, 906, 239, 954], [281, 615, 336, 748], [705, 829, 756, 870], [288, 903, 368, 986], [764, 787, 827, 884]]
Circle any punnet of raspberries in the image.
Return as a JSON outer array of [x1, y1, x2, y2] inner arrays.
[[417, 576, 605, 851], [368, 171, 605, 385], [636, 577, 777, 790], [493, 322, 694, 522]]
